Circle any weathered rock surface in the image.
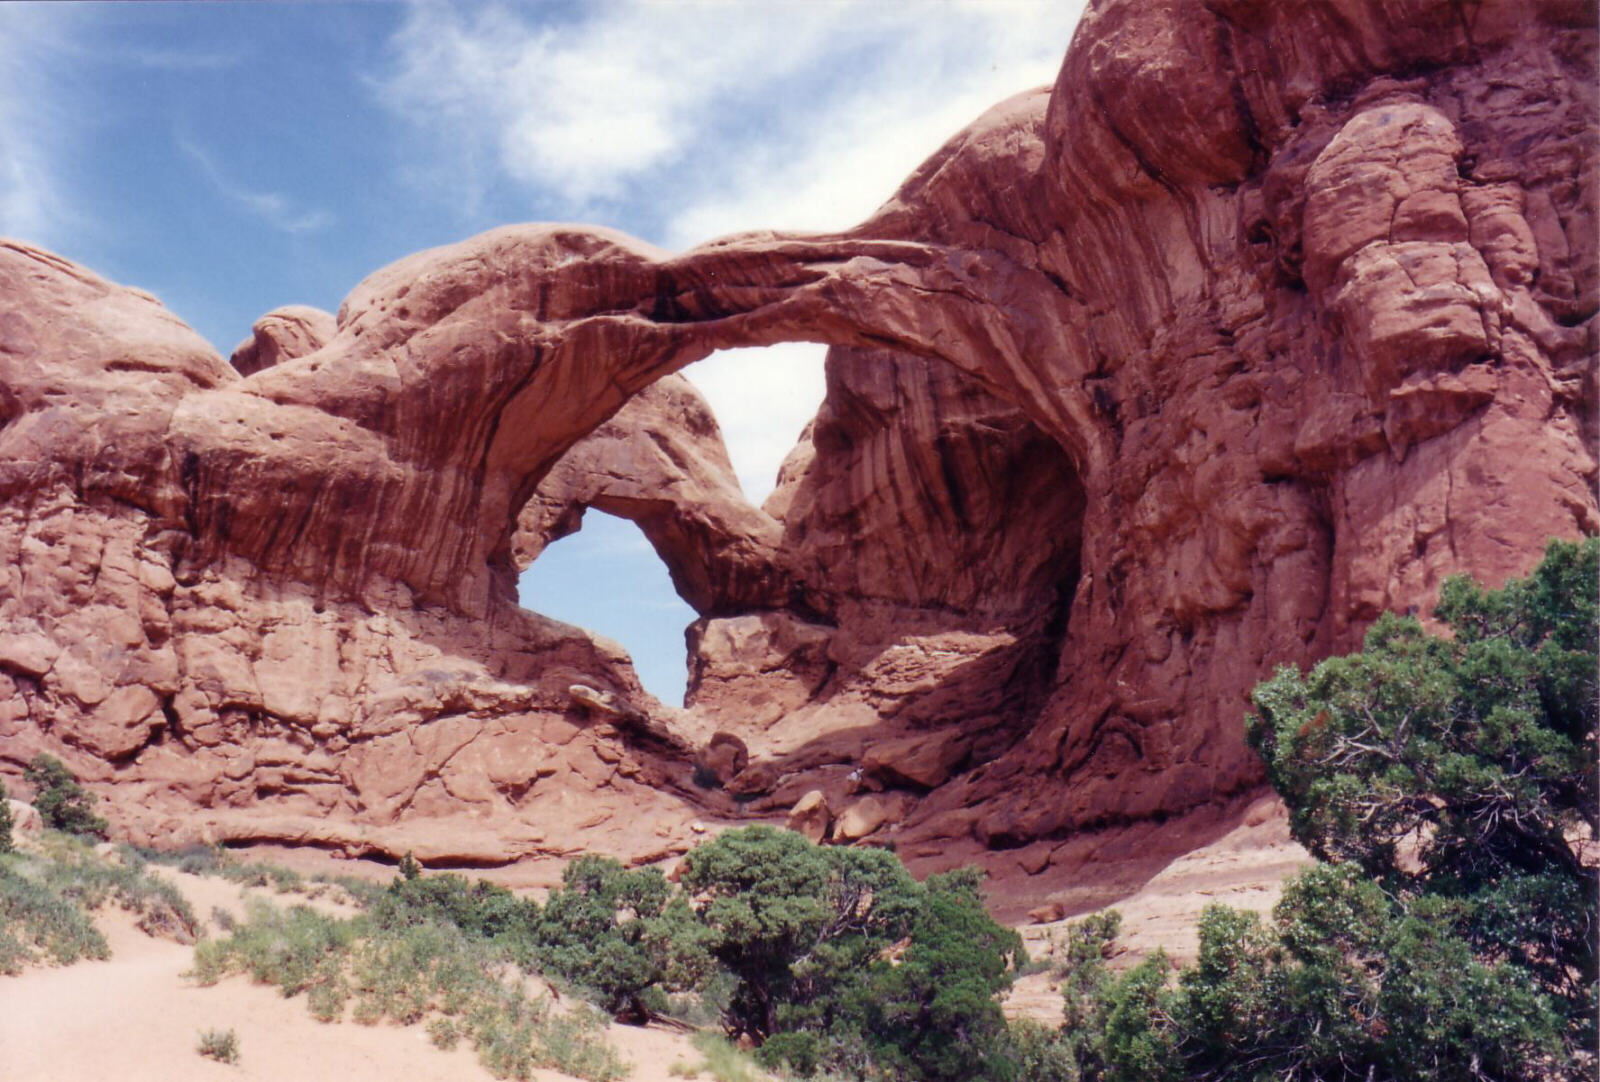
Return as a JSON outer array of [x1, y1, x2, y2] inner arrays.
[[0, 0, 1593, 893]]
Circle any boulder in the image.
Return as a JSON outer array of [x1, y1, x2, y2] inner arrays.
[[786, 790, 831, 844], [6, 799, 42, 836]]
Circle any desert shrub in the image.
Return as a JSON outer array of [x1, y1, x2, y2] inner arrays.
[[24, 755, 108, 839], [136, 842, 380, 908], [349, 918, 497, 1025], [427, 1016, 462, 1050], [188, 898, 357, 995], [0, 778, 14, 854], [682, 826, 1022, 1082], [850, 868, 1025, 1082], [0, 858, 110, 972], [687, 1032, 766, 1082], [535, 853, 713, 1022], [1243, 537, 1597, 1075], [196, 1027, 239, 1064], [0, 834, 197, 973], [682, 827, 923, 1044], [371, 869, 538, 962], [222, 859, 305, 893], [189, 895, 623, 1082], [1009, 910, 1124, 1081]]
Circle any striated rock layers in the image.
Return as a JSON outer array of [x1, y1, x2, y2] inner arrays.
[[1, 0, 1594, 883]]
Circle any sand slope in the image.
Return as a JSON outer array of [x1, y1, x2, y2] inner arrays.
[[0, 870, 714, 1082]]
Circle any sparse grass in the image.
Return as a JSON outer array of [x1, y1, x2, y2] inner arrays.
[[133, 842, 378, 907], [427, 1016, 462, 1050], [688, 1032, 766, 1082], [0, 856, 109, 972], [196, 1027, 239, 1064], [189, 898, 624, 1081], [0, 831, 199, 973]]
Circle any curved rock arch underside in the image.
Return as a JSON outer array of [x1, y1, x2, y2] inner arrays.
[[1, 0, 1594, 897]]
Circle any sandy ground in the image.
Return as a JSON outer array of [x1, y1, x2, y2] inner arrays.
[[1004, 795, 1312, 1025], [0, 867, 722, 1082], [2, 802, 1308, 1080]]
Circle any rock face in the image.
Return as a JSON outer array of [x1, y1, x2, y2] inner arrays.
[[0, 0, 1594, 884]]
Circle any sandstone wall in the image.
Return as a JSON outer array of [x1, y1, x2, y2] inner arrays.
[[0, 0, 1592, 881]]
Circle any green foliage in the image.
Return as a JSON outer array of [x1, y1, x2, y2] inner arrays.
[[535, 853, 712, 1023], [188, 898, 358, 995], [682, 826, 924, 1045], [196, 1027, 239, 1065], [24, 755, 108, 839], [687, 1031, 767, 1082], [0, 833, 197, 973], [135, 842, 380, 909], [1018, 540, 1599, 1082], [370, 869, 538, 959], [0, 857, 110, 972], [1099, 951, 1178, 1082], [1023, 539, 1597, 1082], [854, 869, 1025, 1082], [1249, 536, 1597, 1066], [684, 826, 1021, 1081], [1009, 910, 1124, 1081], [0, 778, 14, 854]]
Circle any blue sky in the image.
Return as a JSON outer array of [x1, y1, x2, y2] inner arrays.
[[1, 1, 1084, 703]]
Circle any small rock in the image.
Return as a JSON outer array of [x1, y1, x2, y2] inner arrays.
[[1016, 845, 1052, 875], [786, 790, 831, 844], [834, 795, 891, 842], [1027, 902, 1066, 924], [568, 683, 624, 716], [861, 730, 970, 790]]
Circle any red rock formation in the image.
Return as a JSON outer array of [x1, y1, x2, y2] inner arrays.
[[0, 0, 1593, 891]]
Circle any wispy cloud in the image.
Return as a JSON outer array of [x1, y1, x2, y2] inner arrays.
[[177, 137, 334, 235], [660, 6, 1084, 247], [376, 2, 841, 210], [0, 6, 82, 246], [375, 1, 1083, 228]]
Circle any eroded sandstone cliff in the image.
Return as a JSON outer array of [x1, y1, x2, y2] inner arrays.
[[1, 0, 1593, 891]]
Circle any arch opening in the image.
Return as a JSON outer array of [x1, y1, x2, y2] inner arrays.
[[683, 343, 828, 507], [517, 509, 697, 705]]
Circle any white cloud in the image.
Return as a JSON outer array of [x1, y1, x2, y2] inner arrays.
[[378, 2, 853, 207], [377, 1, 1083, 222], [662, 6, 1085, 247], [177, 137, 335, 235]]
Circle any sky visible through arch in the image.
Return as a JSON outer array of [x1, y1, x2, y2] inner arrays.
[[1, 0, 1086, 703]]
